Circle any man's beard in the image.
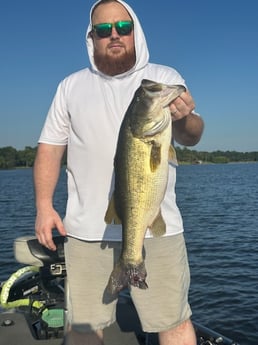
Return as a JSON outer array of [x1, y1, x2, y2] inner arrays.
[[94, 47, 136, 76]]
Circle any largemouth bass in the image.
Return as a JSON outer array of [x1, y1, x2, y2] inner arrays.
[[105, 79, 186, 294]]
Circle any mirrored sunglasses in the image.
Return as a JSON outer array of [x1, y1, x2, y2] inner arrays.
[[92, 20, 134, 38]]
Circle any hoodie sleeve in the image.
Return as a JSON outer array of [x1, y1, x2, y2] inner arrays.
[[38, 80, 70, 145], [144, 63, 187, 89]]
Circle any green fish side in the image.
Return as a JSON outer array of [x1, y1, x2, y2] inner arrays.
[[106, 110, 171, 294], [105, 80, 185, 294]]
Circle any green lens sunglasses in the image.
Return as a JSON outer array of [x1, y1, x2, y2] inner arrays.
[[92, 20, 134, 38]]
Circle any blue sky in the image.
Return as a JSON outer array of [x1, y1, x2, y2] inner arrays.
[[1, 0, 257, 152]]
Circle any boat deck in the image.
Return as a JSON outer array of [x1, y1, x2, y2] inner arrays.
[[0, 299, 152, 345], [0, 302, 238, 345]]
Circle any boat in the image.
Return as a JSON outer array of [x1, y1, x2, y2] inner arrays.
[[0, 236, 240, 345]]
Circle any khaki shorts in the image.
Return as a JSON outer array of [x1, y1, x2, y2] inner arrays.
[[64, 234, 192, 333]]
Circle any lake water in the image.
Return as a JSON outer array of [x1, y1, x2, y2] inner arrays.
[[0, 163, 257, 345]]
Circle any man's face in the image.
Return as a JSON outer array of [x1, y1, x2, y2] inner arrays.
[[91, 2, 136, 76]]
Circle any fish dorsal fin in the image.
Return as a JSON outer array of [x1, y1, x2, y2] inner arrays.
[[149, 210, 166, 237], [150, 141, 161, 172], [104, 194, 122, 225]]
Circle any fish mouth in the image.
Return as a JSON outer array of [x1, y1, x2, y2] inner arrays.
[[161, 88, 182, 107], [142, 80, 186, 108], [132, 80, 186, 138], [159, 85, 186, 109]]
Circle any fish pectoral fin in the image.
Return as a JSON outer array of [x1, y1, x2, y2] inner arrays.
[[104, 195, 121, 225], [149, 210, 166, 237], [150, 141, 161, 172], [168, 145, 177, 163]]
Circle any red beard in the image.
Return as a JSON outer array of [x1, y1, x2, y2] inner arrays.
[[94, 46, 136, 76]]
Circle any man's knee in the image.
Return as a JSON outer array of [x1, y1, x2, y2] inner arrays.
[[159, 319, 196, 345]]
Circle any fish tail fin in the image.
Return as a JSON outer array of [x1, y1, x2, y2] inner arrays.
[[107, 260, 148, 294]]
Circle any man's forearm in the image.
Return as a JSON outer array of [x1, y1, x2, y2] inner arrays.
[[172, 113, 204, 146], [33, 143, 66, 210]]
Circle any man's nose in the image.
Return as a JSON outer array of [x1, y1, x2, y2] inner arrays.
[[110, 26, 120, 38]]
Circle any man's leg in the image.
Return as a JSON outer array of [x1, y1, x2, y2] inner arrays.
[[131, 235, 193, 341], [64, 238, 120, 345], [64, 329, 104, 345], [159, 319, 196, 345]]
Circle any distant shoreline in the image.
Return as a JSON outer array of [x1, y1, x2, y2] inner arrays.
[[0, 146, 257, 169], [1, 161, 257, 172]]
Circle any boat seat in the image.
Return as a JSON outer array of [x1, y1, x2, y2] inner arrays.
[[14, 236, 65, 267]]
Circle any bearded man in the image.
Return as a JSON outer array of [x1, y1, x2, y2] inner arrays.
[[34, 1, 204, 344]]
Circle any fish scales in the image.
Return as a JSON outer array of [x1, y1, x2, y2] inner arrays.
[[105, 79, 186, 294]]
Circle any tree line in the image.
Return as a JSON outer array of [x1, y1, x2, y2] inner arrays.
[[0, 146, 66, 169], [0, 145, 257, 170], [175, 146, 258, 164]]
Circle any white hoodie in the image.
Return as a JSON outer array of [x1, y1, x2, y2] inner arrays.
[[39, 0, 185, 241]]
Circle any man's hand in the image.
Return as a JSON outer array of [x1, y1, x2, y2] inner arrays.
[[169, 90, 195, 121], [169, 90, 204, 146], [35, 207, 66, 251]]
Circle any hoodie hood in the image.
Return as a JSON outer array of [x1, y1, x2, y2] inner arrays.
[[86, 0, 149, 78]]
